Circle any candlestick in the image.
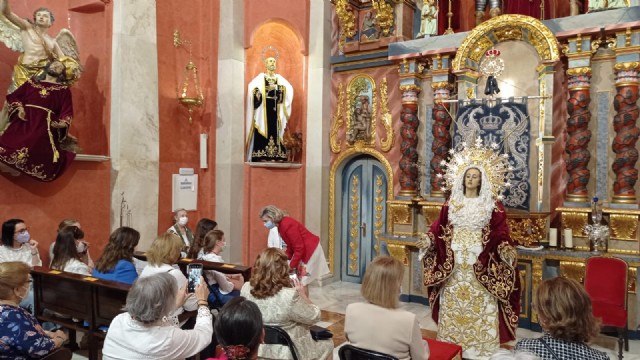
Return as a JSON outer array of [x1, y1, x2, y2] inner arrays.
[[549, 228, 557, 247], [564, 228, 573, 249]]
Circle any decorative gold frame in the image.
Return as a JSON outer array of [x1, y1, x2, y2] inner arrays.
[[452, 14, 560, 72], [347, 74, 377, 147], [328, 147, 394, 273]]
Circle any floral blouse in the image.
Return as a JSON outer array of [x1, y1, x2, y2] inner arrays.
[[0, 304, 55, 359]]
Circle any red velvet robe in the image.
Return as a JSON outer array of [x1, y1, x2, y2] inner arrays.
[[422, 202, 520, 343], [0, 78, 75, 181]]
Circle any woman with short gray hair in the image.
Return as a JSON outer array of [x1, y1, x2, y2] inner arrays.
[[102, 272, 212, 360]]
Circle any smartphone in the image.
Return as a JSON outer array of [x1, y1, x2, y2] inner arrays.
[[187, 263, 203, 293], [288, 270, 298, 287]]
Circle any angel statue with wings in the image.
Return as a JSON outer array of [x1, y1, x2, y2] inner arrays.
[[0, 0, 81, 93]]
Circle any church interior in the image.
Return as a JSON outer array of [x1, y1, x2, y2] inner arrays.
[[1, 0, 640, 359]]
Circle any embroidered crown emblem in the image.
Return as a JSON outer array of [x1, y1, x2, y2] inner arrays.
[[479, 116, 501, 130]]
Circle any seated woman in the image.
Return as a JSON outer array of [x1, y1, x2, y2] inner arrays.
[[210, 296, 263, 360], [49, 219, 93, 268], [345, 256, 429, 360], [50, 226, 91, 275], [240, 248, 333, 360], [140, 233, 198, 319], [187, 218, 218, 259], [515, 277, 608, 359], [92, 227, 140, 285], [102, 272, 212, 360], [199, 230, 243, 307], [0, 261, 69, 358], [0, 218, 42, 266]]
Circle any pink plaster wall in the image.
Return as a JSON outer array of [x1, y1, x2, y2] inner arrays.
[[0, 0, 112, 265], [156, 0, 220, 232], [243, 5, 309, 265]]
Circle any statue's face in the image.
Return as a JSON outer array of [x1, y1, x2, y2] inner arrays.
[[34, 11, 52, 27], [464, 168, 481, 192], [47, 61, 65, 77], [265, 57, 277, 72]]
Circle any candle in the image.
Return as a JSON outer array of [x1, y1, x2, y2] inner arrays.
[[549, 228, 557, 247], [564, 228, 573, 248]]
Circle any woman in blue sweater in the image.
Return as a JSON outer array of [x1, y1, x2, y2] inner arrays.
[[92, 227, 140, 285]]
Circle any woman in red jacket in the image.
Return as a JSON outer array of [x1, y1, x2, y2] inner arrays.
[[259, 205, 329, 291]]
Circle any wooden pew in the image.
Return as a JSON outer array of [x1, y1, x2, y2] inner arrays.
[[133, 251, 252, 280], [31, 267, 130, 360]]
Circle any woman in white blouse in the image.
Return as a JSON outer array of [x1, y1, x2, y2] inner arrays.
[[199, 230, 243, 307], [0, 218, 41, 267], [50, 226, 91, 275], [103, 272, 212, 360]]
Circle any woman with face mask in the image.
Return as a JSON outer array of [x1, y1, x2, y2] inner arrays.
[[0, 261, 70, 359], [0, 218, 41, 267], [258, 205, 329, 296], [50, 226, 91, 275], [167, 208, 194, 256]]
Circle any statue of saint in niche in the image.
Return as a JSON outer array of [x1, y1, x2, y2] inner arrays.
[[417, 0, 438, 38], [347, 95, 372, 144], [245, 48, 294, 162]]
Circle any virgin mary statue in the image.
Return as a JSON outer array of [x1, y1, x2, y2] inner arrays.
[[418, 137, 520, 359]]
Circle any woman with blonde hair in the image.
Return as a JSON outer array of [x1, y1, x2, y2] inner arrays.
[[240, 248, 333, 360], [140, 233, 198, 320], [345, 256, 429, 360], [0, 261, 69, 358], [259, 205, 329, 290], [515, 277, 608, 359]]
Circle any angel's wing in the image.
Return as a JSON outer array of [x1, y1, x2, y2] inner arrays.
[[0, 13, 23, 52], [56, 28, 80, 60]]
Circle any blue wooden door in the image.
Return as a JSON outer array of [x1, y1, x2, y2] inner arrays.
[[341, 156, 388, 283]]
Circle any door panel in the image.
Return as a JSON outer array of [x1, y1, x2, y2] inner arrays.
[[341, 157, 388, 283]]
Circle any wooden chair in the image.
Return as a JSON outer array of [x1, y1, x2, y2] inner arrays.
[[338, 344, 398, 360], [263, 325, 300, 360], [584, 256, 629, 360]]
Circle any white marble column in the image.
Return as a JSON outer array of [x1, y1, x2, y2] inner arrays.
[[216, 0, 245, 263], [306, 0, 332, 276], [110, 0, 160, 249]]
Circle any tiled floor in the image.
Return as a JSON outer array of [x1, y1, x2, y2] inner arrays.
[[71, 281, 640, 359]]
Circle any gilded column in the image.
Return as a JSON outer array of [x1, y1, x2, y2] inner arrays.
[[565, 66, 592, 203], [612, 61, 640, 204], [430, 81, 452, 197], [397, 60, 422, 198]]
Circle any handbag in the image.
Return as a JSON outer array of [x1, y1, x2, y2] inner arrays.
[[310, 325, 333, 341]]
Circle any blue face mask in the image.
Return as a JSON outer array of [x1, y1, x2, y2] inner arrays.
[[264, 220, 276, 230], [16, 231, 30, 244]]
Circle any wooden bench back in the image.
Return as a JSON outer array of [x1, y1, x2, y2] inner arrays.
[[133, 251, 252, 279]]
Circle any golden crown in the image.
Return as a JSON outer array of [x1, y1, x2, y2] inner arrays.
[[436, 137, 513, 200]]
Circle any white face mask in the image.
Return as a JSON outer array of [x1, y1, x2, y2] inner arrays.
[[178, 216, 188, 226], [76, 241, 87, 254]]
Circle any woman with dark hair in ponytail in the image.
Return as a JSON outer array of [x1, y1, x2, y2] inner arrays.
[[211, 296, 263, 360]]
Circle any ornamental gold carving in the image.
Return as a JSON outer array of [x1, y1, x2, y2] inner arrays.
[[330, 82, 345, 153], [349, 175, 360, 274], [374, 175, 385, 255], [507, 217, 547, 247], [566, 67, 592, 77], [614, 61, 640, 72], [399, 84, 421, 92], [431, 81, 450, 90], [335, 0, 357, 51], [387, 243, 409, 265], [371, 0, 395, 37], [390, 203, 411, 224], [453, 14, 560, 72], [560, 211, 588, 235], [609, 213, 638, 241], [421, 203, 443, 227], [559, 261, 585, 284], [379, 78, 394, 152]]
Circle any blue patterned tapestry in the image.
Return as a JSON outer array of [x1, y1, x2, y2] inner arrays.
[[454, 101, 531, 211]]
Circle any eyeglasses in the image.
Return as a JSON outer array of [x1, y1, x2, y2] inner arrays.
[[14, 228, 28, 234]]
